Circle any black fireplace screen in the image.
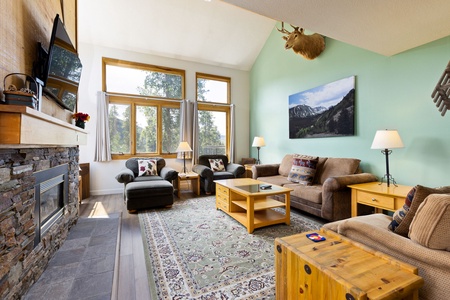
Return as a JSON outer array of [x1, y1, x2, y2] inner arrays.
[[34, 164, 69, 247]]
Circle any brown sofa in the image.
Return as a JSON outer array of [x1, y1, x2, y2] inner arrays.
[[252, 154, 377, 221]]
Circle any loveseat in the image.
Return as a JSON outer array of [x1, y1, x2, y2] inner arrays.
[[323, 187, 450, 300], [252, 154, 377, 221], [192, 155, 245, 194]]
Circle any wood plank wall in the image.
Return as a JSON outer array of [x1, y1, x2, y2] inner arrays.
[[0, 0, 77, 121]]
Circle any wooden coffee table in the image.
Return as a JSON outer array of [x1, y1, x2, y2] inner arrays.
[[214, 178, 292, 233], [275, 228, 424, 300]]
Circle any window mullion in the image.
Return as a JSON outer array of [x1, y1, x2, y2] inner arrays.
[[131, 103, 137, 155]]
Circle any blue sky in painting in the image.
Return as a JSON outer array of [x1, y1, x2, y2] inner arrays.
[[289, 76, 355, 109]]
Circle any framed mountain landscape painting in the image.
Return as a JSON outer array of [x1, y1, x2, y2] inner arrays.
[[289, 76, 355, 139]]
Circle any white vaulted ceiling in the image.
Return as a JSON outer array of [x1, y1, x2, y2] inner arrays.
[[78, 0, 450, 71]]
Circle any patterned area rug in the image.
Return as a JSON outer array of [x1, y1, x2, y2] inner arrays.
[[139, 196, 323, 299]]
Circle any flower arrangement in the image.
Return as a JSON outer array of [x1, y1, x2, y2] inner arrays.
[[73, 112, 90, 122]]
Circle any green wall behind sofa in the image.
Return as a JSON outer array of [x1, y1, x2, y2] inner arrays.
[[250, 25, 450, 187]]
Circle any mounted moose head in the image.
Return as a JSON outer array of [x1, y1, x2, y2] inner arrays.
[[277, 22, 325, 60]]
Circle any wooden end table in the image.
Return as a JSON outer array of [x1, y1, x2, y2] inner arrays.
[[348, 182, 413, 217], [275, 228, 423, 300], [175, 172, 200, 198], [214, 178, 292, 233]]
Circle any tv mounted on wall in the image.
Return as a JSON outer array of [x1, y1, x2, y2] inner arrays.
[[34, 14, 82, 112]]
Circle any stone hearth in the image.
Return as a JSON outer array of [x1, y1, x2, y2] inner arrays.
[[0, 147, 79, 299]]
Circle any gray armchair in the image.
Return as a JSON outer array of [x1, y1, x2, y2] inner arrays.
[[115, 157, 178, 185], [192, 155, 245, 194], [115, 157, 178, 208]]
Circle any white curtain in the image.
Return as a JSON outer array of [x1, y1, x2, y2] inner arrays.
[[178, 100, 193, 159], [94, 91, 112, 162], [229, 104, 236, 163]]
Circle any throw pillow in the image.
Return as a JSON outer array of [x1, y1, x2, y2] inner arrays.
[[388, 186, 416, 231], [138, 159, 158, 176], [394, 185, 450, 237], [287, 155, 319, 186], [209, 158, 225, 172], [409, 194, 450, 251]]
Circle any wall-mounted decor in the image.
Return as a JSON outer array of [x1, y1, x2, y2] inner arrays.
[[277, 22, 325, 60], [289, 76, 355, 139], [431, 61, 450, 116]]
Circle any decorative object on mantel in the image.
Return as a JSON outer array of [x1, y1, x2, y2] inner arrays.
[[73, 112, 90, 129], [2, 73, 39, 110], [431, 61, 450, 116], [371, 129, 404, 187], [277, 22, 325, 60]]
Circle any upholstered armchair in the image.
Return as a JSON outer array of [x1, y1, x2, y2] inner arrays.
[[192, 155, 245, 194], [115, 157, 178, 185]]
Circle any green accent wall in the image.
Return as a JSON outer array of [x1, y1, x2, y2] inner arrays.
[[250, 25, 450, 187]]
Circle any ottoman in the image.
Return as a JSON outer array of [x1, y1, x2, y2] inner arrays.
[[125, 180, 174, 211]]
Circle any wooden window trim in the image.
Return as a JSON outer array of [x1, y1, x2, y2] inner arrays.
[[196, 72, 231, 104]]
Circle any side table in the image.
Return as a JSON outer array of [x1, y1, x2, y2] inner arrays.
[[175, 172, 200, 198], [348, 182, 413, 217]]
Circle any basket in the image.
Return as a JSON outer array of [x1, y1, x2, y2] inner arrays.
[[2, 73, 38, 109]]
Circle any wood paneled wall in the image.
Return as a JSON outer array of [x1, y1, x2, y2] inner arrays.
[[0, 0, 77, 120]]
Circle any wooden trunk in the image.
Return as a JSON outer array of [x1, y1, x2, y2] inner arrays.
[[275, 229, 423, 300]]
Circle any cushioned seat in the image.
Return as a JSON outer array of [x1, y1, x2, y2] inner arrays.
[[125, 180, 174, 210], [115, 157, 178, 211]]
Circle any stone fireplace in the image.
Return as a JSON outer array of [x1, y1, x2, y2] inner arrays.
[[0, 147, 79, 299]]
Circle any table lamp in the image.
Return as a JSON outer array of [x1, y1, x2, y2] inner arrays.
[[371, 129, 404, 187], [176, 141, 192, 174], [252, 136, 266, 165]]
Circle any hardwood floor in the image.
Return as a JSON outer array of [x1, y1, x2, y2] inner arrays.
[[79, 193, 152, 300], [79, 186, 195, 300]]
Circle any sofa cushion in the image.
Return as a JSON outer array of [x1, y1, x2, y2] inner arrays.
[[289, 184, 323, 204], [316, 157, 360, 184], [388, 186, 417, 231], [138, 159, 158, 176], [395, 185, 450, 237], [287, 155, 319, 185], [278, 154, 294, 177], [409, 194, 450, 251], [208, 158, 225, 172]]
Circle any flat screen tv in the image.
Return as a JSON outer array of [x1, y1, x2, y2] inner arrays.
[[38, 14, 82, 112]]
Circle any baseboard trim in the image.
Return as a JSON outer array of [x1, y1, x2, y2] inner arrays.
[[90, 188, 123, 196]]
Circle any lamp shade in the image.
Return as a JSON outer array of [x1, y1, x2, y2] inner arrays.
[[252, 137, 266, 148], [176, 141, 192, 152], [371, 130, 404, 149]]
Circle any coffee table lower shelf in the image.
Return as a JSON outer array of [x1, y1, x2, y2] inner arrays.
[[226, 208, 287, 230]]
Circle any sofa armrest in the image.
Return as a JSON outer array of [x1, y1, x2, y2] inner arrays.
[[251, 164, 280, 179], [192, 164, 213, 179], [323, 173, 378, 192], [115, 168, 135, 184], [160, 166, 178, 182], [226, 163, 245, 178], [321, 173, 378, 221]]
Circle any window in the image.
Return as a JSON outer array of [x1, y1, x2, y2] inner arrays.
[[196, 73, 231, 156], [104, 58, 184, 159]]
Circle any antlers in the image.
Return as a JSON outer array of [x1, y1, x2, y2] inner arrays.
[[277, 22, 296, 34]]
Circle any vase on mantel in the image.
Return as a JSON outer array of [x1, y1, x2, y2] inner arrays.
[[75, 119, 85, 129]]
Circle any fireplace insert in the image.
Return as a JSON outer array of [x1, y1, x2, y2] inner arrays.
[[33, 164, 69, 247]]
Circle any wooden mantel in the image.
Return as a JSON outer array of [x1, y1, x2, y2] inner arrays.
[[0, 105, 87, 147]]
